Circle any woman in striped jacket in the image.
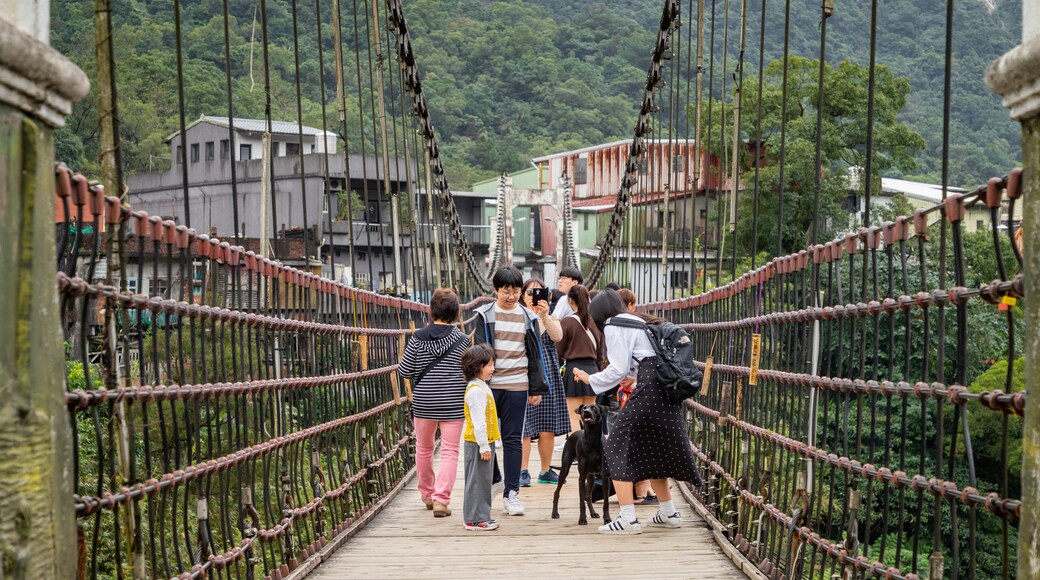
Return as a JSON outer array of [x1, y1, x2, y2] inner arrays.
[[398, 288, 471, 517]]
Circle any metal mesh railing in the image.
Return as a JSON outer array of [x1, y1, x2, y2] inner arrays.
[[56, 163, 436, 579], [644, 170, 1026, 579]]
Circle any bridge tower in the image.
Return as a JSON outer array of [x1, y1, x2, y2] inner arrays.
[[0, 0, 89, 576], [987, 3, 1040, 577]]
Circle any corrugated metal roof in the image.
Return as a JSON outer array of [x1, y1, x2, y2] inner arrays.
[[165, 116, 336, 141], [881, 177, 968, 204], [202, 116, 333, 136], [531, 138, 696, 163]]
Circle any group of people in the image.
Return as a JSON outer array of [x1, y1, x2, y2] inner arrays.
[[398, 266, 702, 533]]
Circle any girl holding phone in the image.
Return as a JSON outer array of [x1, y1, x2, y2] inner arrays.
[[518, 278, 570, 485]]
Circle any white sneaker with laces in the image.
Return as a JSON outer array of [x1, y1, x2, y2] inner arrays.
[[502, 490, 525, 516], [649, 511, 682, 528], [598, 516, 642, 535]]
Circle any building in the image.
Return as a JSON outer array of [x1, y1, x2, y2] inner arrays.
[[128, 116, 417, 294], [845, 173, 997, 234], [167, 116, 337, 164], [528, 139, 724, 300]]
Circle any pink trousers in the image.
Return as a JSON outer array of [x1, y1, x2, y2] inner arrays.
[[413, 418, 464, 505]]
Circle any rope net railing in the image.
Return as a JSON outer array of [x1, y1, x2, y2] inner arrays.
[[575, 0, 1027, 575], [55, 164, 504, 579], [642, 170, 1025, 579]]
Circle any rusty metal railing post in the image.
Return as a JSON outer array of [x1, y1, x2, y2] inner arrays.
[[986, 9, 1040, 579], [0, 5, 89, 577]]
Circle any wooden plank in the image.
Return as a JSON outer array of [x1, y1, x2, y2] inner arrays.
[[307, 441, 748, 579]]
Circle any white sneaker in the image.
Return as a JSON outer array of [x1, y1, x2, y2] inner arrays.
[[649, 511, 682, 528], [598, 516, 642, 535], [502, 490, 525, 516]]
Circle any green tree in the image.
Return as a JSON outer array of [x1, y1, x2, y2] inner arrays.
[[699, 56, 926, 257]]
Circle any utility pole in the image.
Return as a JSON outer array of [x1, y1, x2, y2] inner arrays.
[[0, 3, 88, 576], [985, 5, 1040, 578]]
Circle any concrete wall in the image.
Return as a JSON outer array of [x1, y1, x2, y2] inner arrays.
[[168, 121, 335, 163]]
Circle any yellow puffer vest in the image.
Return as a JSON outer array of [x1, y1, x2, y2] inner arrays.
[[463, 383, 500, 444]]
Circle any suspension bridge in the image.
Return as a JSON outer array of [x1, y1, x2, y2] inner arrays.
[[1, 0, 1038, 579]]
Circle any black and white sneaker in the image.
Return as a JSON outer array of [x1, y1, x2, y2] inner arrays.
[[649, 511, 682, 528], [597, 516, 642, 535]]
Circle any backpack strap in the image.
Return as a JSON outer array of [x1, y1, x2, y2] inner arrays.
[[604, 317, 647, 330], [604, 316, 661, 365]]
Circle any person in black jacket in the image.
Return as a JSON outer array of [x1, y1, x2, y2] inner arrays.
[[470, 266, 550, 516]]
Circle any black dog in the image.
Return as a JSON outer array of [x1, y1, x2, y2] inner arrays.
[[551, 404, 611, 525]]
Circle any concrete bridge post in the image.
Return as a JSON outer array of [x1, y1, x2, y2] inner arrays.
[[985, 3, 1040, 577], [0, 1, 90, 577]]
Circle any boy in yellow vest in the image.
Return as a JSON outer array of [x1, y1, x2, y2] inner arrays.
[[461, 344, 501, 531]]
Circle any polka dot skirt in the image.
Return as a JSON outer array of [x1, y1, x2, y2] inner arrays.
[[603, 357, 703, 485]]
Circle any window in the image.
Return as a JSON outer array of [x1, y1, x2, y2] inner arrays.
[[354, 272, 371, 289], [976, 219, 984, 231], [311, 144, 316, 153], [672, 155, 684, 173], [636, 158, 648, 173], [573, 158, 588, 185], [583, 214, 589, 231], [286, 142, 300, 156], [220, 139, 229, 159], [190, 143, 199, 163], [273, 142, 281, 157], [240, 144, 252, 160], [150, 277, 170, 298], [322, 192, 330, 214], [657, 211, 672, 228], [176, 146, 183, 164], [670, 270, 689, 288], [205, 141, 214, 161]]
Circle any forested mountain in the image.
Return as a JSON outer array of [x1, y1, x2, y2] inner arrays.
[[51, 0, 1021, 189]]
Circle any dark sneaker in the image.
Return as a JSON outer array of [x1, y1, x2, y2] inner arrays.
[[519, 469, 532, 487], [464, 520, 499, 531], [537, 469, 559, 484]]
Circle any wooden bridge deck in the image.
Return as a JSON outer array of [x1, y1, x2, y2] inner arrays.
[[309, 442, 745, 579]]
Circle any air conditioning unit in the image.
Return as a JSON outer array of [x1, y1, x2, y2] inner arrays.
[[327, 177, 346, 192]]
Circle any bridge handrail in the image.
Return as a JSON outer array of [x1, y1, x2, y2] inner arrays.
[[57, 163, 424, 579], [639, 169, 1025, 579]]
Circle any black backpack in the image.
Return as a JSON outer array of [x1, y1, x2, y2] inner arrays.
[[605, 317, 702, 405]]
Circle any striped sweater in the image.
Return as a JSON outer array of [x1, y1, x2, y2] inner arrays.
[[398, 324, 469, 420]]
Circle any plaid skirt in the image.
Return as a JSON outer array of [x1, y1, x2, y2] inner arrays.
[[523, 331, 570, 438]]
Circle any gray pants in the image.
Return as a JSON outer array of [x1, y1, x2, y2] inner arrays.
[[463, 441, 496, 524]]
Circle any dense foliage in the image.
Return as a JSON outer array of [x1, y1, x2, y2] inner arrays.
[[51, 0, 1020, 189]]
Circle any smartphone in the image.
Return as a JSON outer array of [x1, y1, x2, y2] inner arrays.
[[530, 287, 549, 306]]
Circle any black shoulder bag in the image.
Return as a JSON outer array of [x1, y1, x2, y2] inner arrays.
[[413, 334, 469, 386]]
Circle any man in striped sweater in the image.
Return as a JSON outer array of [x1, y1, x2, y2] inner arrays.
[[471, 266, 550, 516]]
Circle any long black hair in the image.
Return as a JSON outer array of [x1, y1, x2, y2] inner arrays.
[[588, 289, 628, 334], [568, 284, 594, 330]]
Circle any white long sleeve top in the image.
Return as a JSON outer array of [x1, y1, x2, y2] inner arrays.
[[587, 313, 657, 395], [465, 378, 495, 452]]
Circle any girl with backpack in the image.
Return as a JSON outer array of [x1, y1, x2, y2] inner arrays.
[[572, 289, 703, 535], [555, 284, 603, 434]]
